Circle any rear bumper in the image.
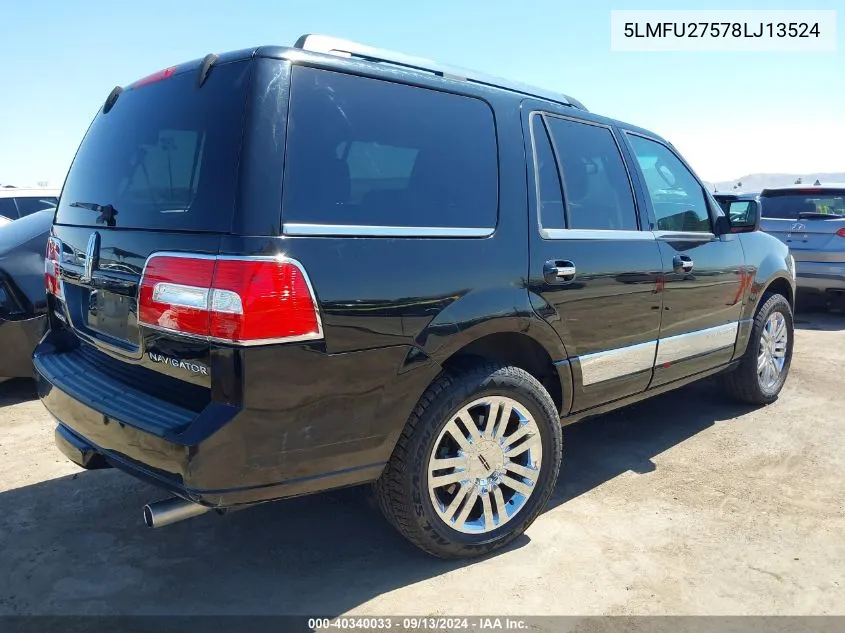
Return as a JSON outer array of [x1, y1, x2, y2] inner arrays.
[[794, 260, 845, 293], [34, 333, 419, 507]]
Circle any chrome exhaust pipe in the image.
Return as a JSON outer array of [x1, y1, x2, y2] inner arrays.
[[143, 497, 212, 528]]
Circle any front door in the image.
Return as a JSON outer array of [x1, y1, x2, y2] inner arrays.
[[524, 106, 664, 412], [623, 132, 745, 386]]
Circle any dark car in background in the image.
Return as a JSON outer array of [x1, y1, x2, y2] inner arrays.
[[0, 209, 53, 382], [756, 185, 845, 310]]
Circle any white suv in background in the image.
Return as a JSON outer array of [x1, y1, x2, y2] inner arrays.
[[0, 188, 60, 223]]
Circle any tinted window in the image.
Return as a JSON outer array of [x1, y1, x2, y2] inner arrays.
[[15, 196, 58, 217], [544, 117, 637, 231], [531, 116, 564, 230], [283, 67, 498, 229], [0, 198, 17, 220], [761, 191, 845, 219], [55, 60, 251, 231], [628, 135, 711, 232]]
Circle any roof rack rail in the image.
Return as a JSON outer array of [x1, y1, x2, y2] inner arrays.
[[294, 34, 587, 111]]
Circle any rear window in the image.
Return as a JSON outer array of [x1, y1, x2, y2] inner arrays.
[[16, 196, 58, 217], [282, 67, 498, 230], [55, 60, 251, 231], [761, 190, 845, 219]]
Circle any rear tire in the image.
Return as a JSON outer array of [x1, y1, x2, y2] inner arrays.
[[720, 293, 794, 405], [374, 363, 562, 559]]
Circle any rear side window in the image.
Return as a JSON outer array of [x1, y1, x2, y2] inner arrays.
[[282, 67, 498, 230], [16, 196, 58, 217], [543, 117, 638, 231], [55, 60, 251, 231]]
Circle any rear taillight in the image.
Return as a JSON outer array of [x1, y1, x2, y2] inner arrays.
[[836, 228, 845, 238], [138, 254, 322, 345], [45, 236, 63, 299]]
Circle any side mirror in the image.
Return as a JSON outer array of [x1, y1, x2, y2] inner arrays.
[[715, 200, 760, 235]]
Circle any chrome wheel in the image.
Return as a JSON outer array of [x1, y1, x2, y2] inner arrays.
[[427, 396, 543, 535], [758, 311, 788, 390]]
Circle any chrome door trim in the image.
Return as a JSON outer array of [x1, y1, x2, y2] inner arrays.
[[282, 223, 494, 238], [655, 322, 739, 366], [654, 230, 716, 242], [575, 321, 743, 387], [578, 340, 657, 386], [540, 228, 655, 241]]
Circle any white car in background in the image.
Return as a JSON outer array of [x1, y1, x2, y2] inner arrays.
[[0, 188, 61, 222]]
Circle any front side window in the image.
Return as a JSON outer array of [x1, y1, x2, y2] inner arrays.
[[544, 117, 638, 232], [627, 134, 712, 233], [282, 67, 499, 230]]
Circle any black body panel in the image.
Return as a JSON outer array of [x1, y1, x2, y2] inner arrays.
[[0, 209, 53, 310], [0, 209, 52, 380]]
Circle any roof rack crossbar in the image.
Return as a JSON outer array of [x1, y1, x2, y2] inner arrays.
[[294, 34, 586, 111]]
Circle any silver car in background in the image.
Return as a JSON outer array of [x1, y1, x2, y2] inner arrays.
[[759, 185, 845, 310]]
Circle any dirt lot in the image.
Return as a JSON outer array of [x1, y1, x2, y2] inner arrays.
[[0, 312, 843, 617]]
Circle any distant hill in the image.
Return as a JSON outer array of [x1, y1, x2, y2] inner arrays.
[[705, 173, 845, 193]]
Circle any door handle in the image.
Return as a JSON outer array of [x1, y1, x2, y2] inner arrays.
[[673, 254, 694, 273], [543, 260, 577, 283]]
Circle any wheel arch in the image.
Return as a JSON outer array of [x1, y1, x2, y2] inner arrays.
[[759, 275, 794, 311], [734, 271, 795, 361], [435, 329, 570, 416]]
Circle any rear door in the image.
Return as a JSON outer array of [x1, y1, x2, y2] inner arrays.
[[623, 132, 745, 386], [523, 105, 663, 412], [51, 58, 252, 397]]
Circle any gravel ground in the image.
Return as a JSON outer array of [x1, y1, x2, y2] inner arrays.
[[0, 311, 843, 617]]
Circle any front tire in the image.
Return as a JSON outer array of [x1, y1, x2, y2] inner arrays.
[[374, 363, 562, 559], [720, 293, 794, 405]]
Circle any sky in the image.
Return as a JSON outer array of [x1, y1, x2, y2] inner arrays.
[[1, 0, 842, 187]]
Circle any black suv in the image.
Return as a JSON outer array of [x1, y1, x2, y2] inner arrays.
[[35, 35, 796, 559]]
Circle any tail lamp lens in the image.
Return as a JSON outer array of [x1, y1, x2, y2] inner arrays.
[[138, 255, 322, 345]]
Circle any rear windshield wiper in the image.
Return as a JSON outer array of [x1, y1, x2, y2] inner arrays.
[[797, 211, 844, 220], [69, 201, 119, 227]]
